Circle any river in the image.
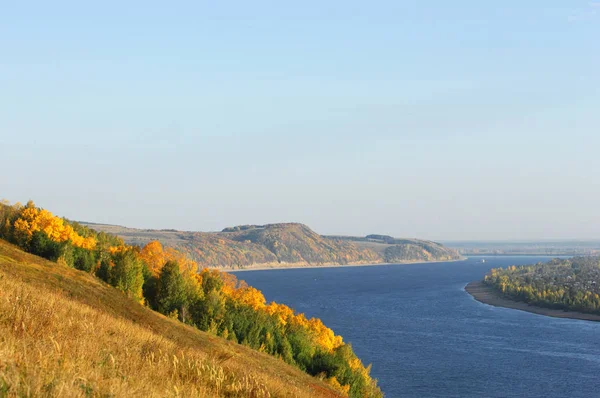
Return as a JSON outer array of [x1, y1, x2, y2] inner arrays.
[[233, 256, 600, 397]]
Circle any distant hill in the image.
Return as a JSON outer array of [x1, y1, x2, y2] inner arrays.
[[80, 222, 461, 269]]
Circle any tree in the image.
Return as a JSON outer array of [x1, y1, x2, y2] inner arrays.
[[109, 250, 144, 302], [29, 231, 64, 261], [96, 258, 112, 282], [73, 246, 96, 272], [140, 240, 166, 275], [156, 261, 197, 322], [141, 262, 159, 309]]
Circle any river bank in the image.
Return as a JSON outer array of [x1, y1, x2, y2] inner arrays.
[[221, 257, 466, 272], [465, 281, 600, 322]]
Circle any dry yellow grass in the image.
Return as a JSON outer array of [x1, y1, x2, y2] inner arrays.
[[0, 240, 341, 398]]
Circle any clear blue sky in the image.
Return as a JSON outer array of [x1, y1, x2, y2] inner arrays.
[[1, 1, 599, 240]]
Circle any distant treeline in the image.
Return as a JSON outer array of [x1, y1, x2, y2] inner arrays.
[[484, 257, 600, 314]]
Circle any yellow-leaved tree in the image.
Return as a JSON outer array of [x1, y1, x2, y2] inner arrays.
[[12, 201, 96, 249]]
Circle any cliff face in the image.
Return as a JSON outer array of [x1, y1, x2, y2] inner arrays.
[[81, 222, 461, 269]]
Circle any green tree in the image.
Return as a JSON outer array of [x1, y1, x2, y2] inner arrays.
[[141, 261, 159, 309], [156, 261, 197, 322], [109, 250, 144, 302], [29, 231, 64, 261], [96, 258, 111, 282], [73, 246, 96, 272]]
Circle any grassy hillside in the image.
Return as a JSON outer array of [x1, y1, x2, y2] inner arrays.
[[0, 239, 342, 397], [81, 222, 460, 269], [0, 201, 383, 397]]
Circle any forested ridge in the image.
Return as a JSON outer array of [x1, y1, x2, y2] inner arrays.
[[82, 222, 461, 269], [484, 257, 600, 314], [0, 200, 382, 397]]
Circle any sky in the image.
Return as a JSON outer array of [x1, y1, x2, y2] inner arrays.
[[1, 1, 599, 240]]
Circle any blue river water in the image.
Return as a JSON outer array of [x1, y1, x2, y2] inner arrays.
[[232, 256, 600, 398]]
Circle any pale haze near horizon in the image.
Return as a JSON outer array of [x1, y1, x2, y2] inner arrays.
[[1, 1, 599, 241]]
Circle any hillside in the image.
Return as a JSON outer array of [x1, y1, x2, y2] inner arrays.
[[328, 234, 461, 264], [1, 201, 382, 397], [81, 222, 461, 269], [0, 239, 342, 397]]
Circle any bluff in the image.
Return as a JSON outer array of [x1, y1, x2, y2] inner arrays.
[[82, 222, 461, 269]]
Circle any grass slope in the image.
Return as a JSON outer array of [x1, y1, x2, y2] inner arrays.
[[0, 239, 341, 397]]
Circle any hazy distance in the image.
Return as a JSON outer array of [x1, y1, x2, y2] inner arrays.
[[1, 1, 599, 240]]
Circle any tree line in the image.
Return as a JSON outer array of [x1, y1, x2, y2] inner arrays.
[[484, 257, 600, 314]]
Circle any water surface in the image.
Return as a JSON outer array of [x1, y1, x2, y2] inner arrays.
[[233, 256, 600, 398]]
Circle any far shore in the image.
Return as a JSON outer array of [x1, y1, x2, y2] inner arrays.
[[219, 257, 466, 273], [465, 281, 600, 322]]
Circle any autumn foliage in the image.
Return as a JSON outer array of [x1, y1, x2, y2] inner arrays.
[[12, 202, 96, 249], [140, 240, 195, 275]]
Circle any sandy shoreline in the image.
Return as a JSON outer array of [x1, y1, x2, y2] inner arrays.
[[220, 257, 466, 273], [465, 281, 600, 322]]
